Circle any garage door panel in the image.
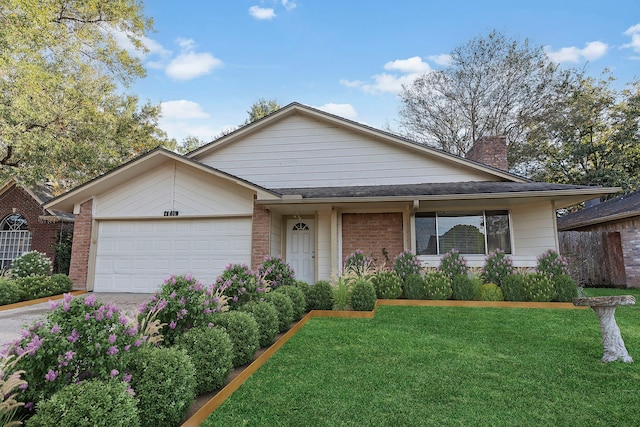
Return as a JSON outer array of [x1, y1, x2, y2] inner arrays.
[[94, 218, 251, 293]]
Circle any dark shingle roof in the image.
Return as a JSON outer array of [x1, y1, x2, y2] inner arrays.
[[557, 190, 640, 231], [275, 182, 600, 199]]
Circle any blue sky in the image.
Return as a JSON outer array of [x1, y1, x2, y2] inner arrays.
[[128, 1, 640, 142]]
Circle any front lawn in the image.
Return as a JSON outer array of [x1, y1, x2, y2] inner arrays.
[[203, 292, 640, 426]]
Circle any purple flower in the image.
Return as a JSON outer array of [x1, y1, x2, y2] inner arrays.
[[50, 324, 60, 334], [45, 369, 58, 382], [124, 344, 131, 352], [107, 346, 119, 356], [24, 402, 34, 411], [65, 350, 75, 360], [157, 299, 168, 311], [19, 382, 28, 390], [110, 369, 119, 378], [67, 329, 80, 343], [169, 321, 177, 329], [84, 294, 96, 306], [49, 300, 60, 310], [134, 339, 144, 347], [123, 373, 132, 383], [119, 314, 128, 325], [127, 325, 139, 336], [25, 335, 44, 355], [108, 334, 117, 344]]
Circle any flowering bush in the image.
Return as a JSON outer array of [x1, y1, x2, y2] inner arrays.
[[501, 273, 528, 301], [404, 274, 427, 300], [139, 275, 228, 346], [523, 273, 556, 302], [393, 250, 421, 281], [257, 256, 296, 289], [370, 271, 403, 299], [344, 250, 375, 276], [482, 250, 514, 286], [16, 274, 73, 301], [4, 293, 158, 412], [0, 277, 21, 305], [423, 271, 453, 300], [11, 251, 52, 278], [214, 264, 268, 310], [552, 274, 578, 302], [439, 249, 468, 279], [536, 249, 570, 278]]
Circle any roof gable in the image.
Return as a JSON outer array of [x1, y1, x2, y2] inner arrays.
[[557, 190, 640, 230], [189, 103, 527, 187]]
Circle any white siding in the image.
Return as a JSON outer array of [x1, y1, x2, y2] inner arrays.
[[511, 202, 558, 257], [316, 209, 332, 282], [95, 162, 254, 218], [270, 211, 282, 257], [198, 115, 494, 188]]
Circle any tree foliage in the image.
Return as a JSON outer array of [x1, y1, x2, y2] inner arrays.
[[398, 30, 575, 156], [0, 0, 172, 193], [246, 98, 281, 124]]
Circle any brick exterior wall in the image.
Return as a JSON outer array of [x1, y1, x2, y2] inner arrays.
[[68, 199, 93, 290], [0, 185, 66, 265], [251, 203, 271, 269], [572, 217, 640, 288], [465, 136, 508, 171], [341, 213, 404, 267]]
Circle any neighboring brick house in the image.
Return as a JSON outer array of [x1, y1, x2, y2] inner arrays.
[[0, 178, 74, 271], [44, 103, 616, 293], [557, 190, 640, 288]]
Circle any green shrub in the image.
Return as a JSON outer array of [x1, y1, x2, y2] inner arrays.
[[482, 250, 514, 286], [295, 280, 312, 306], [261, 291, 294, 333], [451, 274, 482, 301], [393, 250, 421, 281], [404, 274, 426, 300], [257, 256, 297, 289], [27, 379, 139, 427], [344, 250, 375, 276], [423, 271, 453, 300], [523, 273, 555, 302], [11, 251, 52, 278], [306, 280, 333, 310], [127, 347, 196, 427], [332, 276, 353, 310], [370, 271, 403, 299], [52, 230, 73, 275], [0, 277, 21, 305], [212, 311, 260, 367], [501, 273, 528, 301], [215, 264, 267, 310], [478, 283, 504, 301], [16, 276, 51, 301], [439, 249, 468, 279], [350, 277, 376, 311], [47, 274, 73, 295], [275, 285, 307, 320], [553, 274, 578, 302], [175, 326, 233, 394], [139, 274, 227, 346], [536, 249, 570, 278], [239, 300, 279, 347]]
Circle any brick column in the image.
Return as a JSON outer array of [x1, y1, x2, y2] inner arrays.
[[251, 202, 270, 270], [68, 199, 93, 290], [341, 212, 404, 267]]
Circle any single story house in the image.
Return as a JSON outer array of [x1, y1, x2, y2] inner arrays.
[[44, 103, 617, 293], [557, 190, 640, 288], [0, 178, 74, 270]]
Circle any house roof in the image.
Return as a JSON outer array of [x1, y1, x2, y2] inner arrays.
[[0, 177, 74, 222], [43, 147, 280, 213], [557, 190, 640, 231], [266, 182, 618, 208], [188, 102, 528, 184]]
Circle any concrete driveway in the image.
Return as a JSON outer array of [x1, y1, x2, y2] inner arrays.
[[0, 293, 152, 350]]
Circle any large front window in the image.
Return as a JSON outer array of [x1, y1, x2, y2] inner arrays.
[[416, 210, 511, 255]]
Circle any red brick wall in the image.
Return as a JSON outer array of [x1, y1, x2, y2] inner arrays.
[[68, 199, 93, 290], [341, 213, 404, 267], [0, 185, 63, 264], [466, 136, 508, 170], [251, 203, 270, 270]]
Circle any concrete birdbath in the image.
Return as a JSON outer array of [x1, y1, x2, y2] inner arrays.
[[573, 295, 636, 363]]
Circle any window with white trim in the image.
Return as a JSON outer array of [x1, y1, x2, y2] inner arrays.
[[416, 210, 511, 255], [0, 214, 32, 270]]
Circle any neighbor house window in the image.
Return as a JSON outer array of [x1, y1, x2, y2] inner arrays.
[[0, 213, 32, 270], [416, 210, 511, 255]]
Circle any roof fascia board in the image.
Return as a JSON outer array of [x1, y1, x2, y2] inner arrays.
[[558, 210, 640, 231]]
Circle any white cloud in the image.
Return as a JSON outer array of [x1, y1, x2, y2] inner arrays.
[[281, 0, 297, 10], [623, 23, 640, 53], [160, 100, 210, 120], [314, 103, 358, 120], [341, 56, 431, 94], [158, 100, 229, 141], [427, 54, 452, 66], [107, 28, 172, 62], [165, 38, 223, 80], [545, 41, 608, 63], [249, 6, 276, 20]]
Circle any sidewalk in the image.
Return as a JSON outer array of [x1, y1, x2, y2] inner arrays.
[[0, 293, 152, 349]]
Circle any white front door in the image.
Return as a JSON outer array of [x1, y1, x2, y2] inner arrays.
[[286, 219, 315, 284]]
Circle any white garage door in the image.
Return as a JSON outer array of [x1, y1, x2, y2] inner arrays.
[[94, 218, 252, 293]]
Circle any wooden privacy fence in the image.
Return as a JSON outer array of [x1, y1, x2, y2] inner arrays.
[[558, 231, 626, 287]]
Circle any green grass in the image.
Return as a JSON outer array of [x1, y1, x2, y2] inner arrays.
[[203, 290, 640, 426]]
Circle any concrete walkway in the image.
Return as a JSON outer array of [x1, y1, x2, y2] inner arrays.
[[0, 293, 152, 349]]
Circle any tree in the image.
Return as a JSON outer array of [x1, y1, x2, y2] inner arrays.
[[398, 31, 576, 157], [518, 74, 640, 193], [0, 0, 171, 193], [176, 136, 207, 155], [245, 98, 281, 124]]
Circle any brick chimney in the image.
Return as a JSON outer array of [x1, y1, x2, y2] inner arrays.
[[465, 136, 508, 171]]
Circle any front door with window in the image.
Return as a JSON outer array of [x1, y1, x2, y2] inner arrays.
[[286, 219, 315, 284]]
